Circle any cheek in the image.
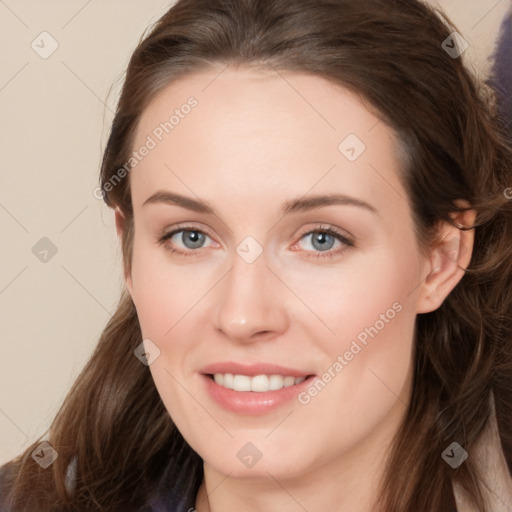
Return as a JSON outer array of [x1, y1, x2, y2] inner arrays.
[[129, 237, 203, 340], [129, 238, 205, 427], [288, 245, 419, 413], [128, 240, 212, 407], [280, 237, 421, 347], [298, 301, 415, 455]]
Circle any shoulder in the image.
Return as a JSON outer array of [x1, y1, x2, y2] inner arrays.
[[454, 394, 512, 512]]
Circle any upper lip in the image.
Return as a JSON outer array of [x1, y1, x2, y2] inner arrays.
[[200, 361, 314, 378]]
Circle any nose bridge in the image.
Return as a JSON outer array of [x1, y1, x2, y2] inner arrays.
[[214, 243, 288, 341]]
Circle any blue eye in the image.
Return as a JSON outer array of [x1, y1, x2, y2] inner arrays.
[[174, 230, 207, 250], [295, 226, 354, 260], [158, 228, 212, 253], [157, 224, 354, 259], [304, 231, 337, 251]]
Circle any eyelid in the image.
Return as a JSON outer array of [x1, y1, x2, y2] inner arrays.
[[160, 221, 213, 236], [294, 223, 353, 243]]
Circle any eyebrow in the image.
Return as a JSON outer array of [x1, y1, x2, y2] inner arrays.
[[142, 190, 379, 216]]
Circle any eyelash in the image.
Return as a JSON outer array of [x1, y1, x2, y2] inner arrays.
[[157, 224, 355, 260]]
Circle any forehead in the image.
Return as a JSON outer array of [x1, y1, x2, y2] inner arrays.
[[135, 66, 383, 151], [129, 66, 407, 218]]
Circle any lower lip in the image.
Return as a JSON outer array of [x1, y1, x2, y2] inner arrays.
[[201, 374, 315, 415]]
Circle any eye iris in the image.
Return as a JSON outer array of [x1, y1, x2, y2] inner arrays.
[[311, 232, 335, 251], [182, 230, 205, 249]]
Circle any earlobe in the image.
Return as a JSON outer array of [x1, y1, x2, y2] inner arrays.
[[126, 270, 134, 298], [114, 206, 125, 240], [114, 207, 134, 297], [416, 208, 476, 314]]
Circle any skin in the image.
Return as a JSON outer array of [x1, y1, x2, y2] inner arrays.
[[115, 65, 475, 512]]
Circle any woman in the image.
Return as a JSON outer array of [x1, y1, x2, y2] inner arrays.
[[1, 0, 511, 510]]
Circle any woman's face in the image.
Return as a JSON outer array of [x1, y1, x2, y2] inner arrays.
[[122, 66, 433, 480]]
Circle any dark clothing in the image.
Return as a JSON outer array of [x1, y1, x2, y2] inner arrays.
[[0, 441, 203, 512]]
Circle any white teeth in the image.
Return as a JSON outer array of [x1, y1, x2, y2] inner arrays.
[[212, 373, 307, 392], [269, 374, 283, 390], [224, 373, 234, 389], [233, 375, 252, 391], [251, 374, 269, 392], [283, 376, 295, 387]]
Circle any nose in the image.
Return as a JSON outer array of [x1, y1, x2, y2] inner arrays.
[[213, 249, 289, 343]]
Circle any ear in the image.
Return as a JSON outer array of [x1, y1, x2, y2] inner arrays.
[[416, 206, 476, 314], [114, 206, 134, 297]]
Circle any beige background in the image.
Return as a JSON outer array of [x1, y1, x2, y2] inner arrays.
[[0, 0, 509, 465]]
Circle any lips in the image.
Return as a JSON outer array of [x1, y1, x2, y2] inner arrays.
[[199, 361, 316, 414]]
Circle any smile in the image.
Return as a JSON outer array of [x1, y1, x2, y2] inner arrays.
[[210, 373, 307, 392]]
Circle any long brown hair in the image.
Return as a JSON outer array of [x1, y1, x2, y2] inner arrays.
[[3, 0, 512, 510]]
